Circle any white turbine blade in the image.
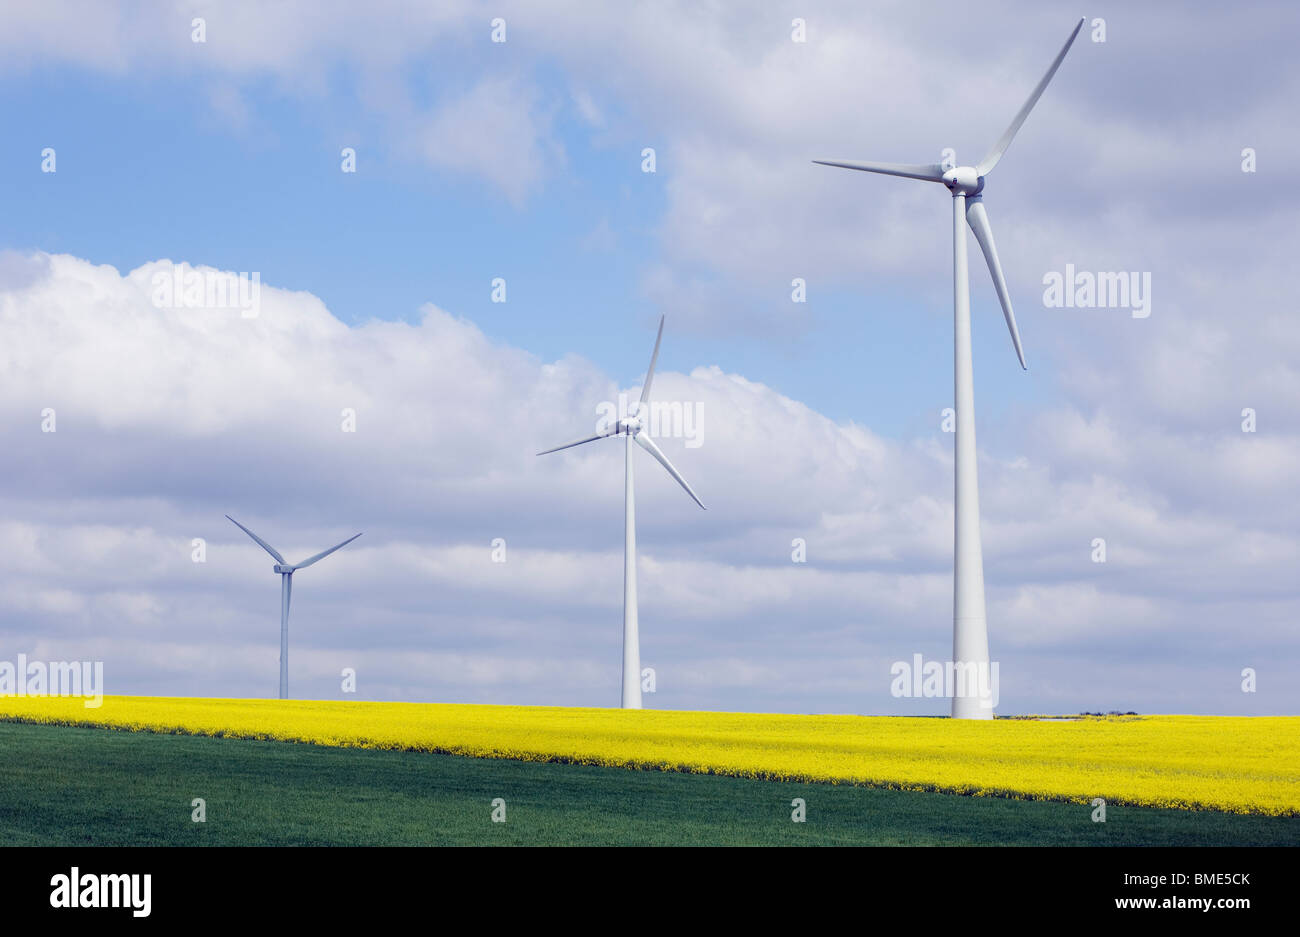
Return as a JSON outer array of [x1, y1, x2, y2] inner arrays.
[[638, 315, 665, 410], [537, 428, 613, 456], [292, 532, 363, 570], [976, 18, 1085, 176], [812, 159, 946, 183], [634, 434, 705, 510], [965, 197, 1026, 369], [225, 515, 285, 564]]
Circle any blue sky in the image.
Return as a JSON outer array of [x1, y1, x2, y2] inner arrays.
[[0, 1, 1296, 716], [0, 40, 1052, 435]]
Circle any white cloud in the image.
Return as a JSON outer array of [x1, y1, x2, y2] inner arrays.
[[0, 253, 1294, 714], [419, 77, 562, 206]]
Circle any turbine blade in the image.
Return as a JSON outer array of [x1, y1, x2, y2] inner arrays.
[[976, 18, 1085, 176], [634, 434, 706, 510], [536, 428, 613, 456], [638, 315, 665, 411], [292, 532, 363, 570], [225, 515, 285, 564], [965, 197, 1027, 369], [812, 159, 946, 183]]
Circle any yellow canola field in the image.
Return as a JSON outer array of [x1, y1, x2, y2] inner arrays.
[[2, 696, 1296, 816]]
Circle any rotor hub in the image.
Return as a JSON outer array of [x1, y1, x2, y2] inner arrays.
[[942, 166, 984, 197], [274, 564, 294, 574], [618, 415, 643, 436]]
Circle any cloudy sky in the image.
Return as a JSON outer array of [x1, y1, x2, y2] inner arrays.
[[0, 1, 1295, 715]]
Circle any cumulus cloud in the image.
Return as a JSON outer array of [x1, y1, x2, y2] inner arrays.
[[0, 253, 1293, 714]]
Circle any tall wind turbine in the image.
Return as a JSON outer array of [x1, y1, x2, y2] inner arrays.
[[814, 19, 1084, 718], [226, 515, 362, 699], [538, 316, 705, 709]]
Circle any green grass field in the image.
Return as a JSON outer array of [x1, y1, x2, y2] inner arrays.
[[2, 722, 1297, 845]]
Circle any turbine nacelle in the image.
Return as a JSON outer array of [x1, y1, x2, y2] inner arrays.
[[273, 564, 294, 574], [538, 316, 703, 509], [942, 166, 984, 197]]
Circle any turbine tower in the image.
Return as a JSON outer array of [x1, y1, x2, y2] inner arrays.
[[538, 316, 705, 709], [226, 515, 362, 699], [814, 19, 1084, 718]]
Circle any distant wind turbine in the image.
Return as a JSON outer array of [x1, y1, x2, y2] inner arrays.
[[538, 315, 705, 709], [226, 515, 362, 699], [814, 19, 1085, 718]]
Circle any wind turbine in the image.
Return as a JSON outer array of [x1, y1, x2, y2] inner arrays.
[[814, 19, 1084, 719], [226, 515, 362, 699], [537, 315, 705, 709]]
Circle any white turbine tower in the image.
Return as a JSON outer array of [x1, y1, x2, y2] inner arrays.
[[226, 515, 363, 700], [814, 19, 1084, 719], [538, 316, 705, 709]]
